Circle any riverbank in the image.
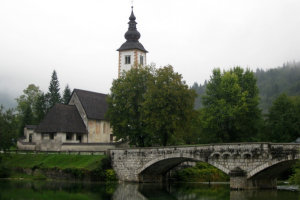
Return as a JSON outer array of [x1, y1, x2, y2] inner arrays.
[[0, 153, 116, 182]]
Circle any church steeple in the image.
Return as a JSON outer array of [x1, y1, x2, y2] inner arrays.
[[117, 6, 147, 52], [124, 7, 140, 42], [117, 6, 148, 77]]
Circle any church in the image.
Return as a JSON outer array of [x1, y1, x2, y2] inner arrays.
[[17, 7, 148, 151]]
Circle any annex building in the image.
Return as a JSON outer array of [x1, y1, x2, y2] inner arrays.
[[17, 6, 147, 151]]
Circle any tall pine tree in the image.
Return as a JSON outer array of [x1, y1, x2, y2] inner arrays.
[[62, 85, 72, 104], [47, 70, 61, 108]]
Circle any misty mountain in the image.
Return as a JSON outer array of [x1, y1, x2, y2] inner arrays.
[[192, 61, 300, 112]]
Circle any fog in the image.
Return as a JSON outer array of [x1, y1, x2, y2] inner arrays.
[[0, 0, 300, 108]]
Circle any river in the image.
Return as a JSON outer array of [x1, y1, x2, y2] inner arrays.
[[0, 180, 298, 200]]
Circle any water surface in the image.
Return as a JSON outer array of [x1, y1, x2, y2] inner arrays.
[[0, 180, 298, 200]]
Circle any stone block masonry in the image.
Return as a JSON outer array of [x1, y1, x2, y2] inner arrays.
[[110, 143, 300, 189]]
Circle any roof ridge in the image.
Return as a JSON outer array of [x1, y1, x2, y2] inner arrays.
[[74, 88, 107, 96]]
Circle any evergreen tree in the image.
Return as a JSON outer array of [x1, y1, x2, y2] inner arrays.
[[62, 85, 72, 104], [33, 93, 47, 123], [47, 70, 61, 108]]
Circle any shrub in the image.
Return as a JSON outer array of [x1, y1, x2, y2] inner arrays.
[[173, 162, 229, 182], [104, 169, 117, 182]]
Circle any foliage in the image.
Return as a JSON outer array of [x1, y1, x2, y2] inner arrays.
[[15, 84, 42, 116], [104, 169, 117, 182], [47, 70, 62, 108], [0, 154, 118, 182], [62, 84, 72, 104], [34, 92, 48, 123], [256, 61, 300, 112], [107, 65, 196, 146], [15, 84, 43, 132], [288, 161, 300, 185], [199, 67, 262, 143], [263, 94, 300, 142], [0, 106, 18, 150], [191, 82, 207, 109], [143, 66, 196, 146], [107, 66, 154, 147], [192, 62, 300, 112], [172, 162, 229, 182]]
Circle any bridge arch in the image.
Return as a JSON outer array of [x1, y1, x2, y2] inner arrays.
[[137, 154, 230, 182], [248, 158, 298, 179]]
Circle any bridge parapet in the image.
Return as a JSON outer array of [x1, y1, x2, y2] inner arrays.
[[110, 143, 300, 189]]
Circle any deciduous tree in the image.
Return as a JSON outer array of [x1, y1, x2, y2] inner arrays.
[[200, 67, 262, 143], [107, 65, 196, 147], [264, 94, 300, 142]]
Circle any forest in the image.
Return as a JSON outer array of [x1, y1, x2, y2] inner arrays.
[[192, 61, 300, 112]]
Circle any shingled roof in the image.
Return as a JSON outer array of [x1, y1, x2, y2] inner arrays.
[[35, 104, 87, 133], [73, 89, 108, 120]]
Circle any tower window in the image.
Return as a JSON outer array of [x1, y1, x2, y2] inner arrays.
[[125, 55, 131, 64], [140, 55, 144, 65]]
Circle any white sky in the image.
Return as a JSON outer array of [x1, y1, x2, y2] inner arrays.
[[0, 0, 300, 102]]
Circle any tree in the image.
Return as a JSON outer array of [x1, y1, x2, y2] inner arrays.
[[33, 93, 48, 123], [142, 66, 196, 146], [264, 94, 300, 142], [107, 66, 154, 147], [107, 65, 196, 147], [15, 84, 42, 135], [16, 84, 42, 115], [0, 106, 18, 150], [47, 70, 61, 108], [62, 84, 72, 104], [200, 67, 262, 143]]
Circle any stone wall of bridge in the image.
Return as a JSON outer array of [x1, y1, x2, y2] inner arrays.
[[110, 143, 300, 189]]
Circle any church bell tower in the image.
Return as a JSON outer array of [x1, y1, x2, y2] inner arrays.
[[117, 6, 148, 77]]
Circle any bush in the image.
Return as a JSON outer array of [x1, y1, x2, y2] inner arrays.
[[289, 162, 300, 185], [173, 162, 229, 182], [104, 169, 117, 182]]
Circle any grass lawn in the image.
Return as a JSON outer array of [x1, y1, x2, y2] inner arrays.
[[1, 154, 106, 171]]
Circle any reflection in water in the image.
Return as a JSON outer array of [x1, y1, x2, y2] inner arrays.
[[0, 180, 299, 200]]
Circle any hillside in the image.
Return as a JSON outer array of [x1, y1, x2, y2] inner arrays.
[[192, 62, 300, 112]]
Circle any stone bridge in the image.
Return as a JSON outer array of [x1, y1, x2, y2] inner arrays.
[[110, 143, 300, 189]]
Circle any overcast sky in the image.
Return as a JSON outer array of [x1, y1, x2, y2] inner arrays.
[[1, 0, 300, 105]]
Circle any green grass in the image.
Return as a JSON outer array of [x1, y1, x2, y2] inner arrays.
[[1, 154, 106, 170]]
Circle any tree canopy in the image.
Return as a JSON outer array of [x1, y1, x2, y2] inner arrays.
[[199, 67, 262, 143], [264, 94, 300, 142], [107, 65, 196, 147]]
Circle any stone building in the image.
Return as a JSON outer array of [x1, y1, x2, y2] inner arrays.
[[17, 89, 118, 151]]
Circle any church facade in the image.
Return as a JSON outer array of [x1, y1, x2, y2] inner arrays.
[[17, 7, 147, 152]]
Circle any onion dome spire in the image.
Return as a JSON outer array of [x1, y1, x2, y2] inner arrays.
[[117, 6, 148, 52]]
